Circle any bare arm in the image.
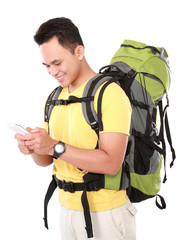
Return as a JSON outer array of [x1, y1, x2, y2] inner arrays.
[[23, 128, 128, 175], [60, 132, 128, 175], [31, 153, 53, 167]]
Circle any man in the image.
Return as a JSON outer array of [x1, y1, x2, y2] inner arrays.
[[15, 17, 137, 240]]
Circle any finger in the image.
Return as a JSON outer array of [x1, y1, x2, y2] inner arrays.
[[18, 140, 26, 146], [14, 133, 25, 141], [28, 145, 34, 150], [21, 148, 33, 155], [18, 143, 33, 155], [25, 139, 36, 146], [25, 132, 36, 141], [30, 127, 43, 133]]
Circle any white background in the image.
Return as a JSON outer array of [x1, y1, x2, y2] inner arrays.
[[1, 0, 179, 239]]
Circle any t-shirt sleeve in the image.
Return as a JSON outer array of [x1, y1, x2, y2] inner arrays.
[[42, 121, 49, 132], [97, 82, 132, 135]]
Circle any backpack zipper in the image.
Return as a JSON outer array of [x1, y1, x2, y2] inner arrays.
[[121, 44, 160, 54], [141, 72, 166, 93]]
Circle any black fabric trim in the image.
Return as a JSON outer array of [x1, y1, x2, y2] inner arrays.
[[128, 186, 155, 202], [121, 44, 160, 54], [128, 187, 166, 209], [132, 129, 165, 155]]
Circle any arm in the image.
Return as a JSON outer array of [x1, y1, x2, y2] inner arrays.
[[31, 153, 53, 167], [60, 132, 128, 175], [24, 128, 128, 175]]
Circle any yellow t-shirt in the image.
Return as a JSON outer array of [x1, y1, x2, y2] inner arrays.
[[43, 78, 132, 212]]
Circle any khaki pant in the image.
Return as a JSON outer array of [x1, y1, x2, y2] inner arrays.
[[60, 199, 137, 240]]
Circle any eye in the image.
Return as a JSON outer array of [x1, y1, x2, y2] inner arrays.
[[42, 63, 50, 69], [54, 61, 62, 66]]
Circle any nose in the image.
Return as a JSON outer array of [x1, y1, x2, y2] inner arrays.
[[48, 65, 59, 77]]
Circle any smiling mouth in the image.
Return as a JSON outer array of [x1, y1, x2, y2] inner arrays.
[[57, 75, 65, 83]]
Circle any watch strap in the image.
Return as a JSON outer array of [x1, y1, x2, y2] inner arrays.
[[52, 151, 60, 159]]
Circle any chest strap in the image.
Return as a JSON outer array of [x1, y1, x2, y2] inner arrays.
[[44, 174, 104, 238], [48, 95, 94, 106]]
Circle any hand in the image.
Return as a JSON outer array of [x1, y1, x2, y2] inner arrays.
[[14, 127, 34, 155], [24, 127, 57, 156]]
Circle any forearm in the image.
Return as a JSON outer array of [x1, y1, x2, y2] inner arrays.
[[31, 152, 53, 167], [61, 145, 120, 175], [23, 129, 127, 175]]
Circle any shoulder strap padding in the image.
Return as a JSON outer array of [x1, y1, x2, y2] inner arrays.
[[82, 74, 112, 127], [44, 86, 63, 122]]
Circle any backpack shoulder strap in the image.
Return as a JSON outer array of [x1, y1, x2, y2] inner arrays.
[[82, 64, 136, 134], [96, 76, 121, 131], [44, 86, 63, 123], [82, 74, 112, 134]]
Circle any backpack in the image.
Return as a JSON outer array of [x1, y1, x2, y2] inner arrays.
[[43, 40, 176, 238]]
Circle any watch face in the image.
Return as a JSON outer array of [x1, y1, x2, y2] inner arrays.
[[55, 142, 65, 154]]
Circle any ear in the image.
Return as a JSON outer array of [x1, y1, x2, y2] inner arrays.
[[75, 45, 84, 61]]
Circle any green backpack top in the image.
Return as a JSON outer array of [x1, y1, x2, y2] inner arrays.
[[111, 39, 170, 101], [43, 40, 176, 238]]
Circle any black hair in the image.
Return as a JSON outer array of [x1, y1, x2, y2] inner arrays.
[[34, 17, 84, 53]]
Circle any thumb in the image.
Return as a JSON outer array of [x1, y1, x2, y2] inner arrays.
[[26, 127, 32, 132]]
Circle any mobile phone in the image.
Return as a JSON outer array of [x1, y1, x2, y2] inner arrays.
[[8, 123, 29, 136]]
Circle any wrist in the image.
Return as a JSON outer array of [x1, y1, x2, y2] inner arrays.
[[48, 140, 58, 156], [52, 141, 66, 159]]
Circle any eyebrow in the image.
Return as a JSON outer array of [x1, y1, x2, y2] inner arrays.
[[42, 59, 62, 66]]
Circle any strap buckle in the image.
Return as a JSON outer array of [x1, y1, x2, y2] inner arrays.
[[52, 99, 68, 105], [61, 180, 75, 193], [90, 121, 99, 131]]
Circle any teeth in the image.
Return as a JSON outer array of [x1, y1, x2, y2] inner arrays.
[[57, 75, 64, 80]]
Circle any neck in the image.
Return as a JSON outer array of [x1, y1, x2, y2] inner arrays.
[[68, 59, 96, 93]]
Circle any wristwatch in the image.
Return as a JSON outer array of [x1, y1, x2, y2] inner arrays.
[[52, 141, 65, 159]]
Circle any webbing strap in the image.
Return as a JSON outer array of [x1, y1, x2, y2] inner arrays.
[[44, 86, 94, 125], [44, 175, 104, 238], [132, 129, 165, 155], [81, 190, 93, 238], [164, 112, 176, 167], [50, 96, 94, 106], [43, 176, 57, 229], [155, 194, 166, 209], [158, 99, 176, 182], [158, 101, 167, 183], [130, 100, 149, 110]]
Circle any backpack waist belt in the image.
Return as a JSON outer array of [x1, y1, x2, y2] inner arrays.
[[44, 174, 104, 238]]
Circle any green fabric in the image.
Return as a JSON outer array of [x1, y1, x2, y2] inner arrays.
[[130, 157, 162, 195], [135, 73, 165, 103], [110, 40, 170, 102], [104, 168, 122, 190]]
